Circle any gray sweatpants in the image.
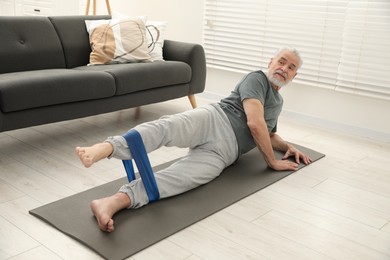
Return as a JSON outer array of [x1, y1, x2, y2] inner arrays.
[[105, 104, 239, 208]]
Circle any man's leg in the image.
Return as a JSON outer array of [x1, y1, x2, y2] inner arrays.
[[76, 104, 237, 231], [76, 105, 218, 167], [88, 146, 233, 232]]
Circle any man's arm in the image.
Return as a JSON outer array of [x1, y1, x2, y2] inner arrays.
[[243, 98, 300, 171]]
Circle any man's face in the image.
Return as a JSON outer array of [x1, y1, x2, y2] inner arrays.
[[267, 50, 299, 90]]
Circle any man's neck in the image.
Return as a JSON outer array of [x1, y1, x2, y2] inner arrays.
[[270, 83, 281, 92]]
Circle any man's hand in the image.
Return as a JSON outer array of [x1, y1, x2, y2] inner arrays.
[[269, 159, 300, 171], [269, 146, 312, 171], [282, 145, 312, 165]]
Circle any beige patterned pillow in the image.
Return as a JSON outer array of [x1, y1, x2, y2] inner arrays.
[[111, 12, 167, 61], [85, 18, 152, 65], [146, 20, 167, 61]]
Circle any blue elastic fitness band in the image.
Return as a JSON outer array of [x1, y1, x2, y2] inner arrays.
[[122, 129, 160, 202]]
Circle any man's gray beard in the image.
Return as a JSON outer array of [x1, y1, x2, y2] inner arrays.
[[268, 75, 288, 88]]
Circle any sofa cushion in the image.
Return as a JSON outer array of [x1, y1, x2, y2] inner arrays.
[[75, 61, 191, 95], [49, 15, 111, 68], [0, 16, 66, 74], [0, 69, 116, 113]]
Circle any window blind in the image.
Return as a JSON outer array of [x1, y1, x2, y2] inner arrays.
[[336, 1, 390, 99], [203, 0, 390, 100]]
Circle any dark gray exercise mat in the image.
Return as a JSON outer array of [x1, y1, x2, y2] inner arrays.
[[30, 145, 324, 260]]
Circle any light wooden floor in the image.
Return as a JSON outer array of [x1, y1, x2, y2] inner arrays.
[[1, 96, 389, 260]]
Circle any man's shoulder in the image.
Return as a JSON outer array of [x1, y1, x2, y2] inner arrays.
[[241, 70, 270, 91], [247, 70, 266, 78], [244, 70, 269, 85]]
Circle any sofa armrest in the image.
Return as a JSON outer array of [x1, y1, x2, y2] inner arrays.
[[163, 40, 206, 95]]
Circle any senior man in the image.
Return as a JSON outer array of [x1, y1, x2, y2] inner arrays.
[[76, 47, 312, 232]]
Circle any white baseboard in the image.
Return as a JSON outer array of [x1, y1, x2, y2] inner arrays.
[[199, 91, 390, 142]]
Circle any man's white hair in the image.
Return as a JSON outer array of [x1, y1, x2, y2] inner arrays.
[[274, 47, 303, 69]]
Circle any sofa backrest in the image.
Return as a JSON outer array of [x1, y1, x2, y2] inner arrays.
[[0, 16, 66, 74], [49, 15, 110, 68]]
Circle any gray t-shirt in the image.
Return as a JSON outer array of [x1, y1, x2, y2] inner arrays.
[[219, 70, 283, 156]]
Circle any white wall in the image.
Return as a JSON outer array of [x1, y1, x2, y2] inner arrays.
[[103, 0, 390, 142], [99, 0, 203, 44]]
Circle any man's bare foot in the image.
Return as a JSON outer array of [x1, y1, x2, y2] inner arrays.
[[75, 142, 113, 168], [90, 193, 131, 232]]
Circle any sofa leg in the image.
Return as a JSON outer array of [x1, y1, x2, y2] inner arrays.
[[188, 94, 197, 109], [134, 107, 141, 119]]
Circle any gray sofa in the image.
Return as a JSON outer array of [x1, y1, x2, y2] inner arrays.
[[0, 15, 206, 132]]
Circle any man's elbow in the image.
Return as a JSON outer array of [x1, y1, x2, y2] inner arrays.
[[247, 120, 262, 136]]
